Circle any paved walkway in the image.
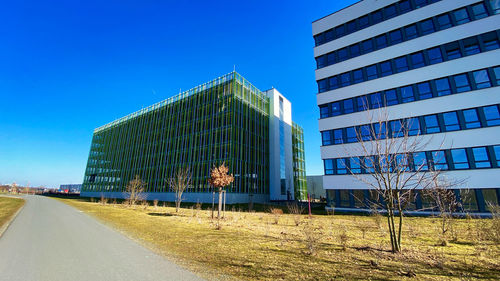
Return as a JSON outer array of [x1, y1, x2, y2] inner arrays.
[[0, 195, 204, 281]]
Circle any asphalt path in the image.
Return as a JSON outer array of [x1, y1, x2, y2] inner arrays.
[[0, 195, 204, 281]]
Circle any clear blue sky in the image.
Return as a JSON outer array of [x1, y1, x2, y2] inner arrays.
[[0, 0, 358, 187]]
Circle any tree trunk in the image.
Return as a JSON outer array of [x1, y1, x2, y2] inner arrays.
[[218, 188, 222, 220]]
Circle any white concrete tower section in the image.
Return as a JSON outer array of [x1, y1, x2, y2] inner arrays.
[[312, 0, 500, 212], [265, 88, 295, 201]]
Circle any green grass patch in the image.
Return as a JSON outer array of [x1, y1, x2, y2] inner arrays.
[[57, 198, 500, 281], [0, 197, 25, 229]]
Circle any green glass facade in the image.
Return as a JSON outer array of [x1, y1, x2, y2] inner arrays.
[[292, 122, 307, 200], [82, 72, 306, 202]]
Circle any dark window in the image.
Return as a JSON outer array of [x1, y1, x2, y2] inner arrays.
[[376, 35, 387, 49], [443, 112, 460, 131], [335, 25, 346, 37], [318, 79, 327, 93], [340, 73, 351, 87], [445, 43, 462, 59], [316, 56, 327, 68], [453, 8, 470, 25], [413, 152, 429, 171], [400, 86, 415, 103], [472, 147, 491, 168], [350, 44, 360, 57], [322, 131, 332, 145], [464, 40, 480, 56], [349, 157, 362, 174], [384, 89, 398, 106], [410, 52, 425, 68], [325, 30, 334, 41], [346, 127, 357, 143], [395, 56, 409, 72], [327, 52, 336, 64], [362, 39, 374, 53], [373, 122, 387, 139], [463, 108, 481, 129], [353, 69, 364, 83], [494, 66, 500, 84], [356, 96, 369, 111], [390, 120, 404, 138], [370, 92, 382, 109], [372, 10, 383, 24], [424, 115, 441, 133], [417, 82, 433, 99], [380, 61, 393, 77], [483, 105, 500, 126], [471, 3, 488, 19], [324, 159, 334, 175], [343, 99, 354, 114], [453, 74, 471, 92], [389, 29, 403, 44], [366, 65, 378, 80], [473, 70, 491, 89], [407, 117, 421, 136], [482, 32, 500, 51], [364, 156, 376, 173], [437, 14, 452, 29], [414, 0, 427, 8], [333, 129, 343, 144], [435, 78, 452, 96], [427, 47, 443, 64], [338, 48, 348, 61], [432, 151, 449, 170], [329, 76, 339, 90], [420, 19, 435, 35], [346, 20, 357, 33], [385, 4, 398, 19], [404, 24, 418, 40], [360, 125, 372, 141], [489, 0, 500, 14], [320, 105, 329, 118], [336, 159, 347, 174], [359, 15, 369, 28], [331, 102, 341, 116], [451, 149, 469, 169], [314, 34, 324, 46], [494, 146, 500, 166], [399, 0, 411, 13]]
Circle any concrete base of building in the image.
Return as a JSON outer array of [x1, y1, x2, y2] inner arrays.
[[80, 191, 270, 204]]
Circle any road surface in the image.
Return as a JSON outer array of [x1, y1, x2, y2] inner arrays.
[[0, 195, 204, 281]]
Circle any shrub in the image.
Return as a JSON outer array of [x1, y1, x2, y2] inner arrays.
[[287, 202, 305, 226], [269, 208, 283, 225]]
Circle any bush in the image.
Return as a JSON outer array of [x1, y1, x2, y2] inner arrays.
[[269, 208, 283, 225]]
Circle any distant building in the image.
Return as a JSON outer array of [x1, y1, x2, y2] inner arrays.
[[313, 0, 500, 213], [59, 184, 82, 193], [306, 176, 325, 201], [81, 72, 307, 203]]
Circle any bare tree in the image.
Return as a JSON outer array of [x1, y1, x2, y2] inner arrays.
[[125, 175, 146, 206], [167, 168, 192, 213], [342, 108, 442, 252], [208, 163, 234, 225]]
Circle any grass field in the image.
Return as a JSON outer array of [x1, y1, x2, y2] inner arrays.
[[0, 197, 25, 229], [57, 198, 499, 281]]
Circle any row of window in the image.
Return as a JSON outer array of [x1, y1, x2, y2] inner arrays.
[[319, 66, 500, 119], [314, 0, 443, 47], [321, 104, 500, 146], [324, 145, 500, 175], [326, 188, 500, 213], [316, 1, 494, 69], [317, 30, 500, 93]]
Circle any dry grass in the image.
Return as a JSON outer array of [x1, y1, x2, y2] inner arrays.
[[0, 196, 25, 228], [58, 198, 500, 281]]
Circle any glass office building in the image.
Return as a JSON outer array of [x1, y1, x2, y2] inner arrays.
[[81, 72, 307, 203], [313, 0, 500, 214]]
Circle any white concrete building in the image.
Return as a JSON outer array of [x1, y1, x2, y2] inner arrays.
[[313, 0, 500, 213]]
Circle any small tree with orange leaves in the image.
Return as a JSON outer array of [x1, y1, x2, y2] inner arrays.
[[208, 163, 234, 224]]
